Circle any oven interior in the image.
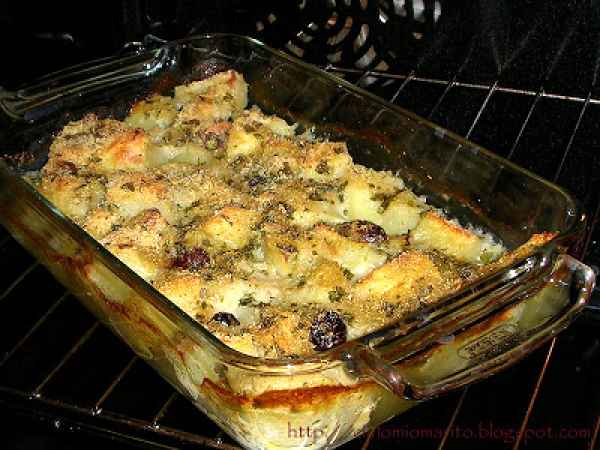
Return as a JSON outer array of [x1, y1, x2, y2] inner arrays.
[[1, 1, 599, 449]]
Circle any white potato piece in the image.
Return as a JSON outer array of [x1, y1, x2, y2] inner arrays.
[[410, 212, 504, 264]]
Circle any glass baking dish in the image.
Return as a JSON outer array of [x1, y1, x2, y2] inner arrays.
[[0, 34, 595, 449]]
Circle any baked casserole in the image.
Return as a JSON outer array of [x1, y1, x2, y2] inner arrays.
[[0, 35, 593, 450], [31, 69, 554, 359]]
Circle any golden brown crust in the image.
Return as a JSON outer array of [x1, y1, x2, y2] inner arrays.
[[201, 377, 374, 410]]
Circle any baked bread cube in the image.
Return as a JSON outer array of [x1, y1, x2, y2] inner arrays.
[[154, 272, 212, 320], [82, 207, 122, 240], [291, 260, 351, 305]]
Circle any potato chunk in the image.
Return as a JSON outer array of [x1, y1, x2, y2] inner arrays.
[[38, 174, 105, 222], [342, 166, 404, 225], [310, 225, 387, 278], [184, 207, 261, 251], [106, 171, 173, 221], [126, 95, 177, 131], [300, 142, 352, 182], [352, 251, 443, 305], [93, 128, 148, 173], [101, 209, 176, 281], [175, 70, 248, 123], [409, 212, 504, 264], [200, 275, 281, 326], [381, 190, 426, 235], [226, 124, 261, 159], [44, 114, 150, 174]]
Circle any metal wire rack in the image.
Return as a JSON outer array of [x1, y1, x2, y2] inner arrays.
[[2, 6, 600, 448]]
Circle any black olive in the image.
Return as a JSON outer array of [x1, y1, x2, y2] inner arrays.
[[458, 266, 475, 280], [337, 220, 388, 244], [248, 175, 268, 189], [58, 161, 78, 175], [173, 247, 210, 271], [204, 132, 224, 150], [309, 311, 347, 351], [211, 312, 240, 327], [121, 182, 135, 191]]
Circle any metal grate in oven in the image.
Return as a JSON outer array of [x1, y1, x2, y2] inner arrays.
[[321, 7, 600, 449], [0, 240, 238, 449], [2, 10, 600, 450]]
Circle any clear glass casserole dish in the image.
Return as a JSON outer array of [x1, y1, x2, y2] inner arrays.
[[0, 34, 595, 449]]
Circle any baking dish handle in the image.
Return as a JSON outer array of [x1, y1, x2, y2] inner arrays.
[[583, 265, 600, 317], [347, 254, 595, 400], [0, 36, 172, 121]]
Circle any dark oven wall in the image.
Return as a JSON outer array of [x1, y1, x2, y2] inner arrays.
[[3, 1, 482, 86], [1, 2, 599, 450]]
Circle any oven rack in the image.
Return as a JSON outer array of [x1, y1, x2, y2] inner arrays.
[[2, 31, 600, 448]]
